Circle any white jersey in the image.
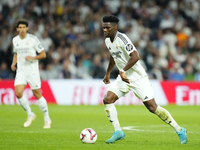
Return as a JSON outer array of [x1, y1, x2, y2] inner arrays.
[[12, 33, 44, 75], [105, 31, 147, 81]]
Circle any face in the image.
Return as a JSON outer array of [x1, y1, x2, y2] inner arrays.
[[102, 22, 117, 38], [17, 24, 28, 36]]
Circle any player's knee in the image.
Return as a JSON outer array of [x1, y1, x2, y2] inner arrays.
[[15, 91, 23, 99], [32, 89, 42, 99], [147, 105, 157, 113], [103, 97, 113, 104], [33, 93, 42, 99], [103, 97, 110, 104]]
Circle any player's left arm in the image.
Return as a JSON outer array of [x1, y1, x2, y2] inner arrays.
[[122, 50, 140, 71], [119, 51, 140, 84], [25, 50, 46, 61], [119, 34, 140, 83], [26, 36, 46, 61]]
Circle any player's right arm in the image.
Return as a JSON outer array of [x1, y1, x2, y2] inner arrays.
[[11, 53, 17, 71], [103, 55, 115, 84]]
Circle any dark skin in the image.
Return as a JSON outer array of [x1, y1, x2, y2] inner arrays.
[[102, 22, 158, 113]]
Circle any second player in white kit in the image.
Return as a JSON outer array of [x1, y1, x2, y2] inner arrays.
[[11, 19, 51, 129], [13, 33, 43, 89]]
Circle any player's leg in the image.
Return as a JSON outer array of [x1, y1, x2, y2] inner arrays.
[[103, 91, 125, 143], [15, 85, 36, 127], [15, 84, 34, 117], [103, 80, 127, 143], [32, 89, 51, 128], [28, 73, 51, 128], [143, 99, 187, 144], [104, 91, 122, 131], [14, 74, 36, 127], [132, 76, 187, 144]]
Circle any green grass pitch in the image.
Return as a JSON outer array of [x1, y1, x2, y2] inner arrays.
[[0, 105, 199, 150]]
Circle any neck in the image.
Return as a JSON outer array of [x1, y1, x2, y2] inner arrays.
[[110, 31, 117, 43], [19, 33, 27, 39]]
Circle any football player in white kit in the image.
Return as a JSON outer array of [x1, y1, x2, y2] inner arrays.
[[102, 15, 187, 144], [11, 19, 51, 128]]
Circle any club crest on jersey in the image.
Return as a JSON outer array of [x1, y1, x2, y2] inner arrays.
[[26, 41, 29, 45], [116, 44, 118, 49], [126, 44, 133, 51]]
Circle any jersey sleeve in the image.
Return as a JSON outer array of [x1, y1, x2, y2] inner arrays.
[[12, 39, 17, 53], [33, 36, 44, 53], [120, 34, 137, 55]]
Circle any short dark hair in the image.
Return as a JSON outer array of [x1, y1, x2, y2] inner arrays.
[[16, 19, 29, 28], [102, 15, 119, 24]]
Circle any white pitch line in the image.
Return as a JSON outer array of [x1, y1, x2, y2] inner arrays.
[[122, 126, 200, 134]]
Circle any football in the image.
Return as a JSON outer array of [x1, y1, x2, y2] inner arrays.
[[80, 128, 97, 144]]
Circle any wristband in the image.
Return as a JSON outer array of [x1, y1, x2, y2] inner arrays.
[[120, 69, 126, 73]]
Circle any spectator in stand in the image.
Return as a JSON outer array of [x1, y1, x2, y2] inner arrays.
[[90, 54, 105, 78], [184, 64, 194, 81], [82, 52, 92, 72], [51, 51, 63, 76], [194, 68, 200, 82], [59, 59, 72, 79], [168, 62, 185, 81], [0, 28, 12, 58], [40, 63, 58, 80], [76, 58, 92, 79], [39, 31, 54, 53], [0, 62, 10, 79]]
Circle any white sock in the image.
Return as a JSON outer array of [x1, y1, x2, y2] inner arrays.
[[18, 96, 33, 116], [154, 106, 181, 132], [37, 96, 50, 121], [104, 103, 122, 131]]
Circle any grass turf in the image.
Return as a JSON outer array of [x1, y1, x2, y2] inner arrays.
[[0, 105, 199, 150]]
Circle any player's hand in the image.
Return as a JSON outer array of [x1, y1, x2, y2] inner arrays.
[[25, 56, 34, 61], [11, 64, 16, 71], [119, 71, 130, 84], [103, 74, 110, 84]]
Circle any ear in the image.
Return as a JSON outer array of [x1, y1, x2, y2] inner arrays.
[[114, 25, 117, 30], [26, 27, 29, 31]]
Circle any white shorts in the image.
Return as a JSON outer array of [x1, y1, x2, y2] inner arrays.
[[107, 75, 154, 102], [14, 72, 41, 90]]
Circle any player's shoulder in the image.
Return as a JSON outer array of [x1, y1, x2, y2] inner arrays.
[[116, 31, 129, 45], [105, 37, 111, 45], [27, 33, 37, 39], [12, 35, 20, 42], [27, 33, 40, 42]]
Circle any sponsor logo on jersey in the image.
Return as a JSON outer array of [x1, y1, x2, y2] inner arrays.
[[16, 48, 29, 53], [111, 51, 121, 59]]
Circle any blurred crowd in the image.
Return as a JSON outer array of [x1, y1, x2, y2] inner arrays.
[[1, 0, 200, 81]]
